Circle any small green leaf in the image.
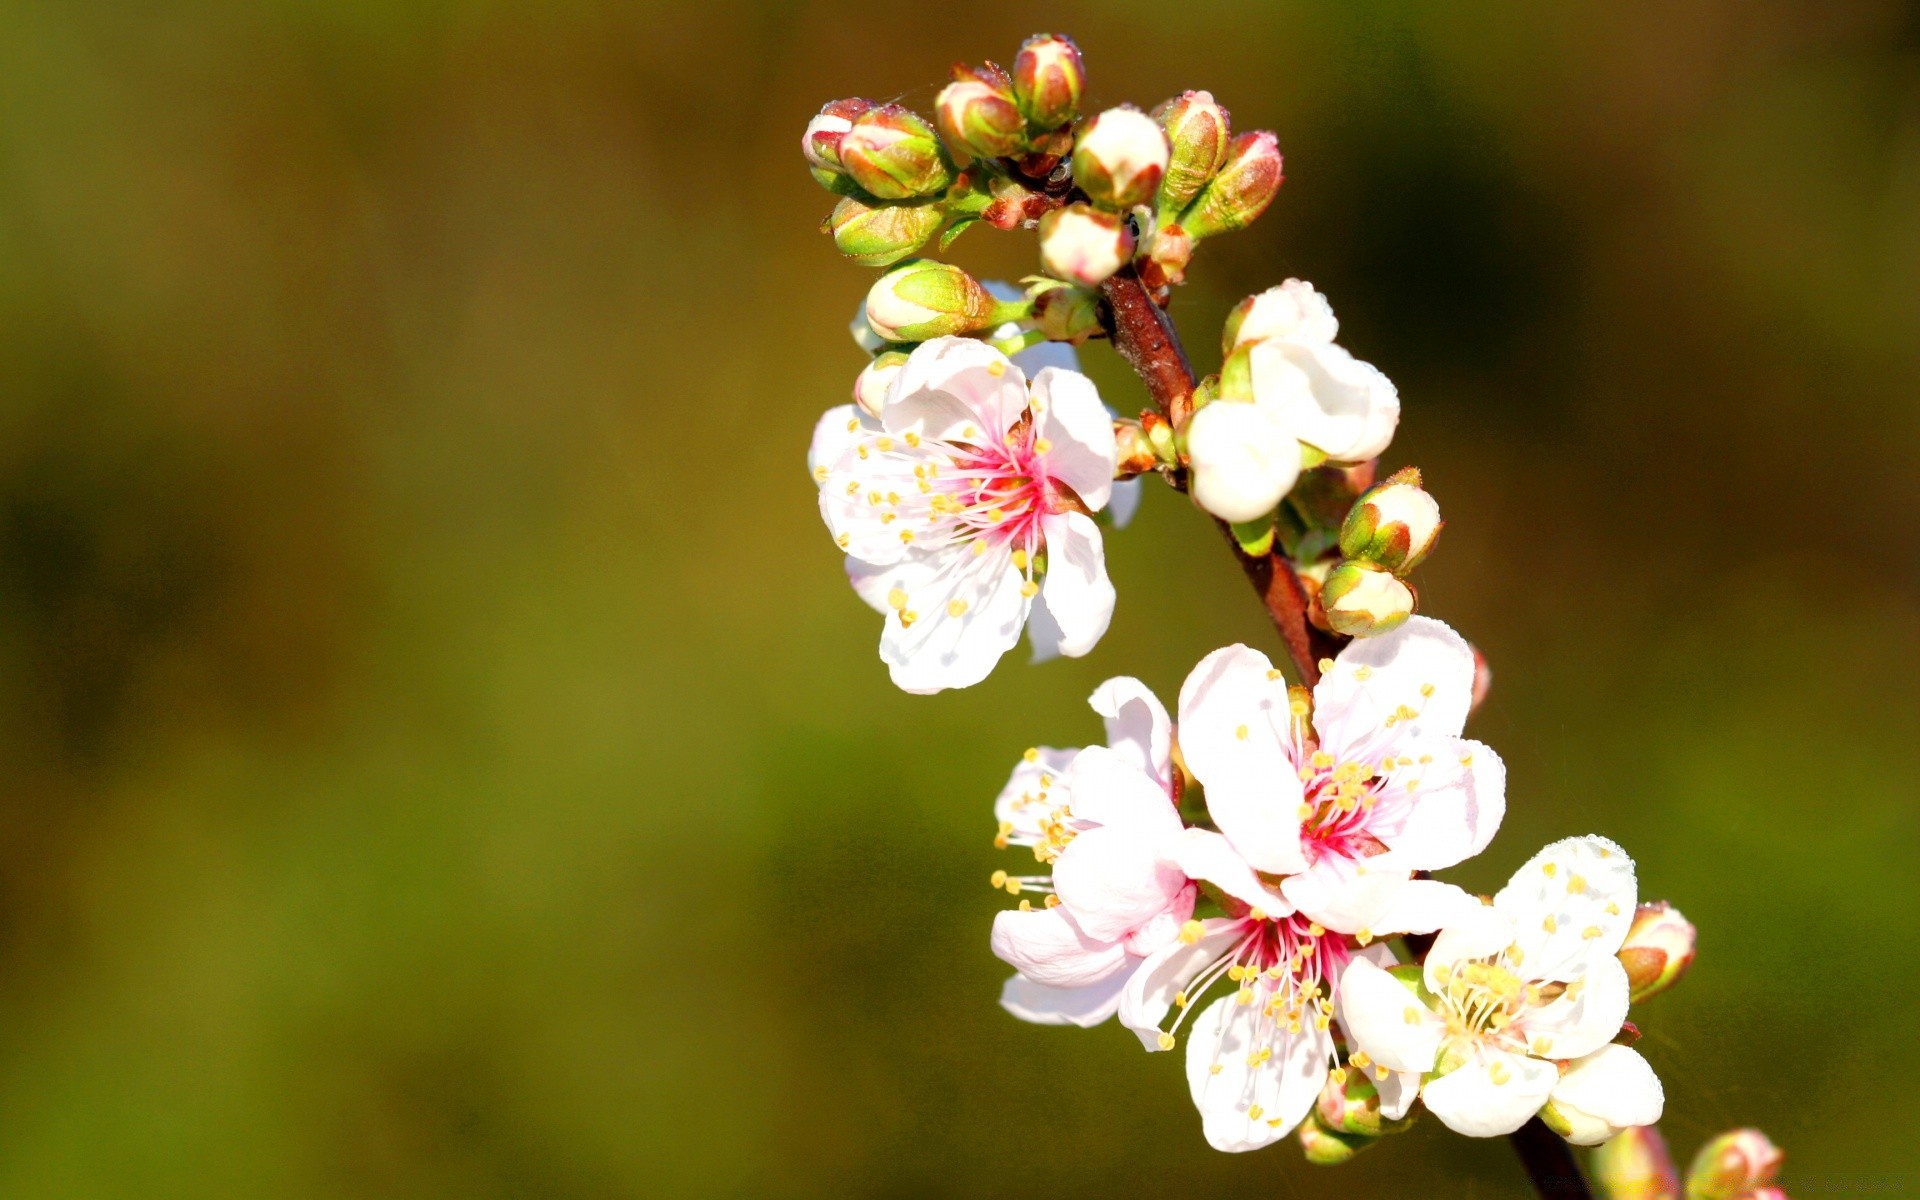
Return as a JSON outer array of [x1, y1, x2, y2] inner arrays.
[[1230, 515, 1276, 557]]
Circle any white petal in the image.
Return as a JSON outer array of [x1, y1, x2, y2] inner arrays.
[[844, 557, 901, 615], [1088, 676, 1173, 786], [1106, 475, 1143, 530], [1496, 835, 1639, 982], [1034, 511, 1114, 659], [1185, 996, 1331, 1150], [1247, 338, 1399, 463], [1280, 852, 1413, 936], [991, 747, 1079, 842], [1336, 956, 1444, 1075], [989, 905, 1127, 989], [1123, 886, 1197, 956], [1376, 1069, 1419, 1122], [1118, 918, 1249, 1050], [881, 337, 1030, 442], [1367, 879, 1484, 938], [1053, 824, 1187, 943], [1520, 954, 1631, 1062], [1376, 737, 1506, 872], [1162, 828, 1291, 914], [1231, 280, 1339, 349], [999, 969, 1129, 1028], [1032, 367, 1115, 511], [1185, 400, 1302, 523], [1424, 903, 1519, 994], [809, 404, 875, 482], [1177, 645, 1308, 875], [817, 440, 946, 566], [1313, 616, 1477, 756], [1058, 744, 1178, 833], [878, 549, 1029, 694], [1421, 1047, 1558, 1139], [1547, 1045, 1664, 1146]]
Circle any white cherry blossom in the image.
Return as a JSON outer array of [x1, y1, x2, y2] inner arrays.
[[1337, 836, 1665, 1142], [988, 678, 1193, 1026], [1170, 617, 1505, 938], [812, 337, 1120, 693], [1231, 279, 1399, 464]]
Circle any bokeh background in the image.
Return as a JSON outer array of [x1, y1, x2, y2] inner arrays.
[[0, 1, 1915, 1195]]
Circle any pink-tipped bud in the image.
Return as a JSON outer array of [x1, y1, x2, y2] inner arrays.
[[825, 194, 945, 267], [1037, 203, 1134, 287], [1181, 130, 1283, 239], [852, 350, 911, 418], [1297, 1109, 1372, 1165], [838, 104, 952, 201], [1339, 467, 1443, 575], [1012, 33, 1085, 130], [1619, 902, 1697, 1003], [1070, 106, 1169, 210], [1685, 1129, 1783, 1200], [802, 97, 874, 192], [1029, 280, 1103, 343], [1591, 1125, 1679, 1200], [1315, 1066, 1415, 1139], [935, 77, 1025, 162], [1321, 560, 1415, 637], [1154, 90, 1231, 212]]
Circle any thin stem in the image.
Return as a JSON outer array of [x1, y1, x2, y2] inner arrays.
[[1099, 266, 1591, 1200]]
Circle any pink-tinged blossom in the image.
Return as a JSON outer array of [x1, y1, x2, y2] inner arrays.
[[989, 679, 1194, 1027], [1170, 617, 1506, 938], [812, 337, 1119, 693], [1338, 836, 1664, 1142]]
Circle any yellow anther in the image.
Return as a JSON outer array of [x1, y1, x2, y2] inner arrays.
[[1328, 1067, 1347, 1086], [1157, 1031, 1175, 1050], [946, 598, 969, 618], [1348, 1051, 1371, 1069], [875, 437, 893, 452], [990, 870, 1008, 888], [813, 465, 829, 482], [1308, 923, 1324, 937], [899, 610, 917, 628], [1354, 665, 1373, 681], [1235, 724, 1249, 741], [1034, 438, 1052, 454], [1532, 1036, 1553, 1056], [1179, 920, 1204, 945], [987, 508, 1006, 523], [1010, 549, 1028, 570], [1018, 898, 1031, 912], [1236, 988, 1254, 1006], [1020, 580, 1039, 598], [1355, 929, 1374, 946], [1248, 907, 1268, 921], [986, 361, 1005, 377], [1227, 965, 1245, 982], [1005, 878, 1023, 895], [1374, 1065, 1389, 1081], [1567, 874, 1587, 895], [904, 432, 920, 447], [1605, 902, 1620, 916], [857, 445, 868, 460], [1318, 658, 1335, 674], [1310, 751, 1333, 770], [1268, 669, 1284, 681], [1044, 894, 1060, 908], [1174, 991, 1188, 1009], [1420, 682, 1435, 698], [845, 481, 860, 496], [964, 425, 979, 438], [1247, 1105, 1264, 1120], [835, 533, 850, 549], [1543, 862, 1558, 878], [1582, 925, 1603, 940], [1404, 1006, 1422, 1025], [1488, 1060, 1511, 1085], [899, 530, 914, 544], [1542, 915, 1558, 934], [845, 418, 858, 432], [1022, 747, 1039, 764], [1208, 1063, 1222, 1075]]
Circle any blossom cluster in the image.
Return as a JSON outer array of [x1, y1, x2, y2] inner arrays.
[[797, 30, 1764, 1191]]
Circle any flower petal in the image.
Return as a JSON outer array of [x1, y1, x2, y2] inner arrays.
[[1107, 476, 1143, 530], [991, 746, 1078, 843], [1032, 367, 1115, 511], [1313, 616, 1477, 755], [1368, 878, 1484, 938], [989, 905, 1127, 989], [878, 549, 1029, 694], [1185, 995, 1332, 1151], [1375, 737, 1506, 872], [809, 404, 875, 482], [1247, 338, 1399, 463], [1124, 886, 1197, 956], [1520, 953, 1631, 1062], [1495, 835, 1638, 982], [999, 968, 1129, 1028], [1279, 850, 1411, 936], [1162, 828, 1292, 915], [1118, 918, 1250, 1050], [1547, 1044, 1664, 1146], [880, 336, 1029, 441], [1058, 744, 1178, 833], [1033, 510, 1114, 659], [1054, 825, 1187, 943], [1336, 956, 1444, 1075], [1177, 645, 1308, 875], [1088, 676, 1173, 787], [1424, 903, 1519, 994], [1421, 1048, 1558, 1139]]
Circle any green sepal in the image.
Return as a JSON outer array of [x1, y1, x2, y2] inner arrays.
[[1231, 514, 1277, 558], [939, 216, 979, 251]]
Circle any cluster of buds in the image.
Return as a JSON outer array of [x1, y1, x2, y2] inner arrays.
[[1319, 467, 1440, 637], [1592, 1126, 1787, 1200]]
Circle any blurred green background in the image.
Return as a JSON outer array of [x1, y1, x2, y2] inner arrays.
[[0, 1, 1914, 1195]]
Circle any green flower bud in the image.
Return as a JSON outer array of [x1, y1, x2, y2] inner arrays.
[[1320, 560, 1414, 637], [853, 350, 911, 419], [935, 76, 1025, 162], [825, 195, 946, 267], [863, 259, 1009, 342], [1029, 279, 1103, 343], [1154, 90, 1231, 213], [1038, 203, 1134, 287], [1686, 1129, 1782, 1200], [1071, 106, 1168, 210], [1619, 901, 1697, 1004], [1339, 467, 1443, 575], [1315, 1065, 1415, 1139], [1012, 33, 1085, 130], [1181, 130, 1283, 239], [839, 104, 952, 201], [1592, 1124, 1679, 1200], [802, 97, 873, 193], [1298, 1108, 1375, 1165]]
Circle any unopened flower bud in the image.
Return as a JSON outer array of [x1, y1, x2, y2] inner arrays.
[[1115, 421, 1156, 476], [1038, 203, 1134, 287], [1592, 1125, 1679, 1200], [1298, 1109, 1373, 1165], [1029, 280, 1103, 343], [1321, 560, 1415, 637], [825, 195, 946, 267], [1340, 467, 1443, 575], [1186, 399, 1301, 523], [1619, 901, 1697, 1004], [935, 77, 1025, 162], [1223, 277, 1339, 352], [1181, 130, 1283, 239], [839, 105, 952, 201], [1140, 223, 1194, 289], [1071, 107, 1168, 210], [863, 259, 1005, 342], [1315, 1066, 1414, 1139], [1154, 90, 1231, 213], [1686, 1130, 1782, 1200], [802, 97, 873, 191], [1012, 33, 1085, 130], [1470, 643, 1492, 714], [852, 350, 910, 419]]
